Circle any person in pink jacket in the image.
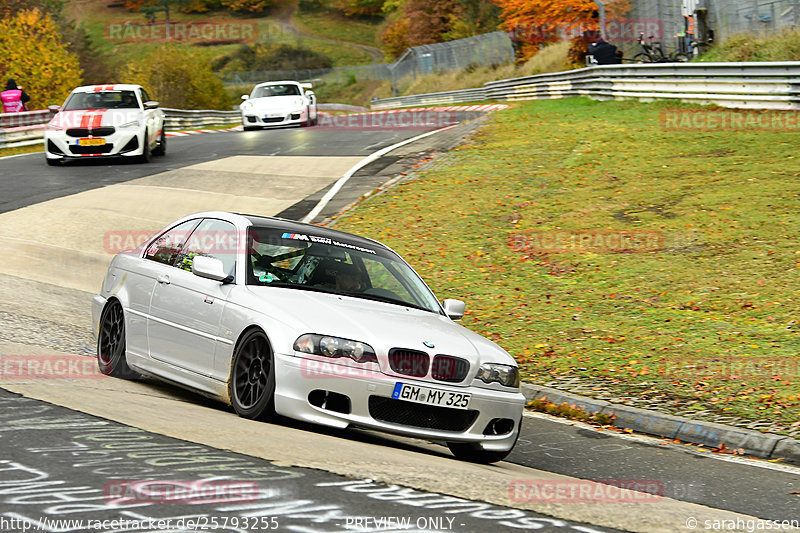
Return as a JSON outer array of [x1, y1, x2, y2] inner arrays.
[[1, 79, 31, 113]]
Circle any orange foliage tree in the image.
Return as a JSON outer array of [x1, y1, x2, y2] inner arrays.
[[0, 8, 82, 109], [491, 0, 630, 60]]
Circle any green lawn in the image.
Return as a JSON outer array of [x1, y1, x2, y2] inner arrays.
[[332, 98, 800, 429], [294, 8, 383, 50], [81, 5, 373, 71]]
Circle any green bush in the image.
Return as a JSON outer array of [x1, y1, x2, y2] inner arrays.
[[215, 42, 333, 72]]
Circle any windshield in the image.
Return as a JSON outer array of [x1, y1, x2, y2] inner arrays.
[[251, 84, 301, 98], [63, 90, 140, 110], [247, 228, 443, 314]]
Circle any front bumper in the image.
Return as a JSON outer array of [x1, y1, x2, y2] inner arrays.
[[44, 130, 144, 160], [273, 352, 525, 452], [242, 108, 307, 127]]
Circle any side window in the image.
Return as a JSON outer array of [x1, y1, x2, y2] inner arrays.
[[139, 89, 150, 104], [175, 219, 238, 280], [144, 219, 200, 266]]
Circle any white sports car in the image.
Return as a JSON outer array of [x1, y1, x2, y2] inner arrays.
[[240, 81, 318, 130], [93, 212, 525, 463], [44, 84, 166, 165]]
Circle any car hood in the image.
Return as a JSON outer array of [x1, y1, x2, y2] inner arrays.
[[246, 96, 304, 112], [242, 286, 513, 367], [50, 109, 143, 129]]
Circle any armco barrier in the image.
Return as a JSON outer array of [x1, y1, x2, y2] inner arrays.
[[0, 104, 375, 150], [370, 88, 488, 110], [0, 108, 242, 150], [371, 62, 800, 111]]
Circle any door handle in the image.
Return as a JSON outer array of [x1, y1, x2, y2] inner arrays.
[[156, 274, 170, 285]]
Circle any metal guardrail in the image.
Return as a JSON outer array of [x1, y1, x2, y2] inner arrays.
[[161, 108, 240, 129], [0, 104, 375, 150], [370, 88, 488, 110], [0, 109, 51, 128], [0, 108, 243, 151], [371, 62, 800, 110]]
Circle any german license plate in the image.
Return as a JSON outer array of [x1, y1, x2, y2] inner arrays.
[[78, 138, 105, 146], [265, 114, 283, 119], [392, 383, 471, 409]]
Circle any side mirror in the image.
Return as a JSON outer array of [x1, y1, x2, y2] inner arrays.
[[144, 101, 159, 110], [192, 255, 230, 282], [442, 299, 466, 320], [48, 105, 61, 114], [241, 95, 249, 100]]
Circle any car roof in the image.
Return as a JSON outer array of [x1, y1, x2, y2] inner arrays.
[[172, 211, 389, 252], [240, 213, 389, 251], [71, 84, 143, 93], [253, 81, 302, 88]]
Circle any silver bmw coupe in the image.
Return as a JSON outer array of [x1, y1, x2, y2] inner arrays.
[[93, 212, 525, 463]]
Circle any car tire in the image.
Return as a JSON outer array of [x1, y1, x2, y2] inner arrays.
[[138, 130, 151, 163], [229, 329, 276, 420], [446, 441, 514, 464], [45, 156, 60, 166], [243, 126, 259, 131], [152, 128, 166, 156], [97, 300, 138, 379]]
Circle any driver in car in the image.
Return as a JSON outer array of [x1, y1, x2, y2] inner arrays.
[[335, 263, 363, 292]]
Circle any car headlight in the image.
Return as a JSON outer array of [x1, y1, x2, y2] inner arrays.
[[294, 97, 303, 107], [241, 102, 253, 112], [294, 334, 377, 364], [119, 120, 140, 128], [476, 363, 520, 388]]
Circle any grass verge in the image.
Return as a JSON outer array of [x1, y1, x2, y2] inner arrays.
[[332, 98, 800, 431], [698, 28, 800, 61], [0, 145, 43, 158]]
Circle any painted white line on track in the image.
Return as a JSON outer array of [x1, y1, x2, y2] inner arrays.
[[300, 124, 458, 224]]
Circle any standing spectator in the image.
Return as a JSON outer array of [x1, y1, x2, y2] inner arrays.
[[589, 38, 622, 65], [1, 79, 31, 113]]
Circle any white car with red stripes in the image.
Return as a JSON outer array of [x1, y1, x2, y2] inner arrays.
[[44, 84, 166, 166]]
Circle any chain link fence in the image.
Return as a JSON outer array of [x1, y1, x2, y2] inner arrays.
[[218, 31, 515, 95], [629, 0, 799, 54]]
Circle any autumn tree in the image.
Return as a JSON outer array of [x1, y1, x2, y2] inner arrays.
[[491, 0, 630, 60], [382, 0, 466, 58], [0, 9, 82, 109], [120, 45, 230, 109], [443, 0, 501, 40]]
